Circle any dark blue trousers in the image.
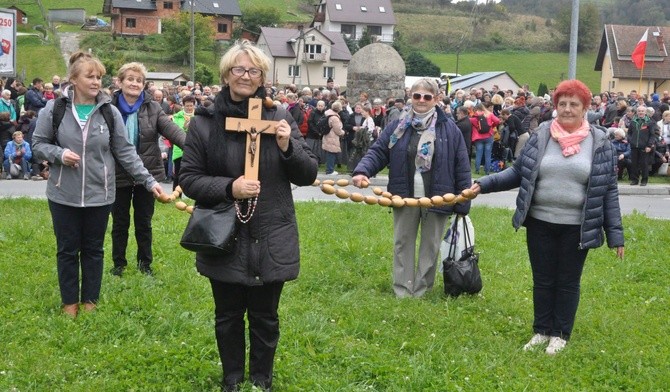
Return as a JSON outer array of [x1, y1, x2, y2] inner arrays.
[[49, 201, 112, 305], [525, 216, 589, 340], [111, 184, 155, 269], [210, 280, 284, 390]]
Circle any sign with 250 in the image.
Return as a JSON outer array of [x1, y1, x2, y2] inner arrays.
[[0, 8, 16, 77]]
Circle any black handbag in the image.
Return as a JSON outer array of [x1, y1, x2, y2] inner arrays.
[[443, 215, 483, 297], [180, 202, 238, 255]]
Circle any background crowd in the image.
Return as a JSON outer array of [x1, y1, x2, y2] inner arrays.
[[2, 72, 669, 184]]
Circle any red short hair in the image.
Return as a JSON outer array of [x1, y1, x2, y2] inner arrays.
[[553, 79, 592, 108]]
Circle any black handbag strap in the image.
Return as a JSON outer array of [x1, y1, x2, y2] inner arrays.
[[447, 214, 460, 260]]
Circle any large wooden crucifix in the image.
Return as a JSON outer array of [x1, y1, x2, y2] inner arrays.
[[224, 98, 279, 181]]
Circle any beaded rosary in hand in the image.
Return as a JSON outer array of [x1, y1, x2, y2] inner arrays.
[[313, 178, 477, 207]]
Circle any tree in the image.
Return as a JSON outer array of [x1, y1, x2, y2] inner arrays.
[[195, 64, 216, 86], [555, 3, 600, 52], [405, 52, 440, 77], [343, 34, 359, 55], [241, 5, 280, 35], [537, 82, 548, 98], [161, 13, 215, 66], [358, 28, 373, 48]]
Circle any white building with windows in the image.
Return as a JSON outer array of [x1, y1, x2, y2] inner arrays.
[[311, 0, 396, 43], [256, 26, 352, 89]]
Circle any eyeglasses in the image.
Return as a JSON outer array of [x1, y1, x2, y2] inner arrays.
[[230, 66, 262, 78], [412, 93, 434, 101]]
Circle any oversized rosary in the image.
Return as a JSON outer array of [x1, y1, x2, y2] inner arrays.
[[313, 178, 477, 207]]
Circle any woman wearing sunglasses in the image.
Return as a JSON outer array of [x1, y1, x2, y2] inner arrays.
[[352, 78, 472, 298]]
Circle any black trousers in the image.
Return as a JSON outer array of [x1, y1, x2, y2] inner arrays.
[[210, 279, 284, 389], [629, 148, 650, 183], [525, 216, 588, 340], [111, 185, 155, 268], [49, 201, 112, 305]]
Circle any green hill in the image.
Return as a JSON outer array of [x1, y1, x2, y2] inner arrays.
[[3, 0, 602, 94]]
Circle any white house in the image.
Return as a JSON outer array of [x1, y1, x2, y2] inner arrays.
[[256, 26, 352, 89], [311, 0, 396, 43]]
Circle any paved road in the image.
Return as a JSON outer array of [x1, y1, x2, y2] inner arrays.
[[4, 175, 669, 219]]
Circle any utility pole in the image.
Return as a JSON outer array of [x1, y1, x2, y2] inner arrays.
[[568, 0, 579, 80], [292, 25, 304, 85], [190, 0, 195, 82]]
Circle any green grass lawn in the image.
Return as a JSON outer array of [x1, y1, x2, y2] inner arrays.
[[426, 51, 601, 94], [0, 199, 668, 391]]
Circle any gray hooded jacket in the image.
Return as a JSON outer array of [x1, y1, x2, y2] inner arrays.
[[32, 89, 157, 207]]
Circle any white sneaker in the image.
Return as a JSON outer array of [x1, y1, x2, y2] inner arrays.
[[329, 171, 339, 176], [522, 333, 550, 351], [545, 336, 567, 355]]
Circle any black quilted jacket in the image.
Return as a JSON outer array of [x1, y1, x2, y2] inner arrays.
[[477, 121, 624, 250], [178, 101, 318, 285]]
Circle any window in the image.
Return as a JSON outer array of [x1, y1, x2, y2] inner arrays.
[[217, 23, 227, 33], [341, 24, 355, 37], [361, 6, 367, 11], [304, 44, 323, 60], [379, 6, 386, 12], [125, 18, 136, 28], [323, 67, 334, 79], [367, 25, 382, 36], [335, 3, 342, 10], [289, 65, 301, 77], [163, 1, 173, 9]]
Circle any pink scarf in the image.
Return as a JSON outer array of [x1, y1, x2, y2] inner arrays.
[[550, 119, 590, 157]]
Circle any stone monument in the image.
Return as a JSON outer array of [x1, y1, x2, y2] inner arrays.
[[346, 43, 405, 102]]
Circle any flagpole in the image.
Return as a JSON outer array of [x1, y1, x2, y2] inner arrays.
[[639, 58, 644, 94]]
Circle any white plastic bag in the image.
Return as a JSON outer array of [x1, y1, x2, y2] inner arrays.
[[439, 214, 475, 272]]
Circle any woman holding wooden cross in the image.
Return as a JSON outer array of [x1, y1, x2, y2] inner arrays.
[[178, 40, 318, 391]]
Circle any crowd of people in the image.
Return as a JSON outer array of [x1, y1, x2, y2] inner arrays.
[[4, 71, 669, 184]]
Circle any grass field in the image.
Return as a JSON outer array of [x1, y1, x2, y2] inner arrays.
[[426, 51, 601, 95], [0, 200, 668, 391]]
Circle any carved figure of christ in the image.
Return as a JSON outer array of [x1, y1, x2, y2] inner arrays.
[[224, 98, 279, 181]]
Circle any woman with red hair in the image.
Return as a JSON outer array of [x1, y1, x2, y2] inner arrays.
[[468, 79, 624, 355]]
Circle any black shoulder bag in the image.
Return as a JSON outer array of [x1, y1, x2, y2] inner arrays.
[[443, 215, 483, 297], [180, 202, 238, 255]]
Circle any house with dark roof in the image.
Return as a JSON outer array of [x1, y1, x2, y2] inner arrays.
[[311, 0, 396, 43], [256, 26, 352, 89], [102, 0, 241, 41], [595, 24, 670, 96]]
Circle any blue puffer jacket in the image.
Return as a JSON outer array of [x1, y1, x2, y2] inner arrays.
[[353, 106, 472, 215], [476, 121, 624, 250]]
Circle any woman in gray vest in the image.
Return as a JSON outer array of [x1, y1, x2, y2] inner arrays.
[[469, 79, 624, 355]]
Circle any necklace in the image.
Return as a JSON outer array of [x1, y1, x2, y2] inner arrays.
[[75, 104, 95, 121], [235, 197, 258, 223]]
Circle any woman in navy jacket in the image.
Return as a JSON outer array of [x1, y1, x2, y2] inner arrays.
[[352, 78, 472, 298], [470, 80, 624, 355]]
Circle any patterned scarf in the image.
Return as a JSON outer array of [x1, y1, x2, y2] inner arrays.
[[388, 105, 437, 173], [549, 118, 590, 157]]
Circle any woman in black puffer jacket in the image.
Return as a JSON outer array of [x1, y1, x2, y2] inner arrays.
[[178, 40, 317, 392], [469, 80, 624, 356]]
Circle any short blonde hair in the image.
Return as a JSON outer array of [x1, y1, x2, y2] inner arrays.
[[331, 100, 342, 112], [219, 40, 270, 86], [117, 62, 147, 82]]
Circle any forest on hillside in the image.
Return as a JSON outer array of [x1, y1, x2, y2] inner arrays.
[[500, 0, 670, 25]]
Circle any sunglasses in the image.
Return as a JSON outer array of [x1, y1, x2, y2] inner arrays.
[[412, 93, 434, 101]]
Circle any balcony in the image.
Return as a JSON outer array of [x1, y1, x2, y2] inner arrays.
[[303, 52, 327, 62]]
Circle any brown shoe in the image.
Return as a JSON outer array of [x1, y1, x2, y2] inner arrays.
[[63, 303, 79, 317], [82, 302, 97, 312]]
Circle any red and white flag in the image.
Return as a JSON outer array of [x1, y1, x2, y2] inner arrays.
[[631, 29, 648, 70]]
